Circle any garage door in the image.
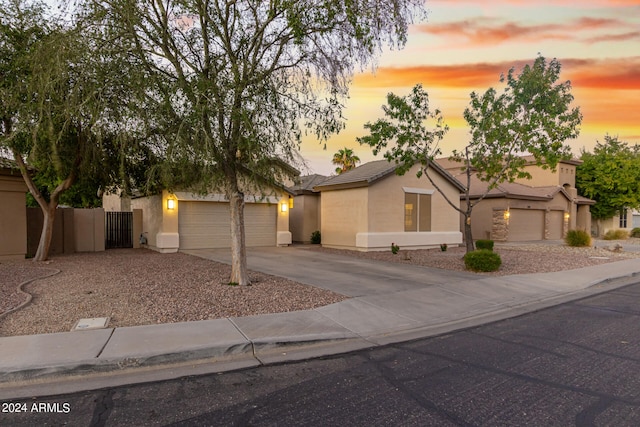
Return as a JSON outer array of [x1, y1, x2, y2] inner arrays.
[[178, 202, 276, 249], [508, 209, 544, 241], [547, 210, 564, 240]]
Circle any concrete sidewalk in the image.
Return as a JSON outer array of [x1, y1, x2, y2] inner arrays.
[[1, 248, 639, 399]]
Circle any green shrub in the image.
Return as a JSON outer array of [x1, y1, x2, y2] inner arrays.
[[464, 249, 502, 272], [440, 243, 448, 252], [310, 230, 321, 244], [631, 228, 640, 238], [475, 239, 494, 251], [391, 243, 400, 255], [565, 229, 591, 247], [603, 229, 629, 240]]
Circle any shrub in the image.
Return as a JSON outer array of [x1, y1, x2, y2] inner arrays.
[[631, 228, 640, 238], [440, 243, 448, 252], [464, 250, 501, 272], [475, 239, 494, 251], [391, 243, 400, 254], [602, 229, 629, 240], [565, 229, 591, 247], [310, 230, 321, 244]]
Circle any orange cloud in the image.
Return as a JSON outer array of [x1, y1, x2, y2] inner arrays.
[[416, 16, 631, 46], [354, 57, 640, 91]]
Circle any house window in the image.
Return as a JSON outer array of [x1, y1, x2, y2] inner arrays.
[[404, 193, 431, 232], [620, 210, 628, 228]]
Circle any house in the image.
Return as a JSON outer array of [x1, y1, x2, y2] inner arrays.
[[437, 157, 593, 241], [110, 187, 293, 253], [313, 160, 464, 251], [0, 157, 28, 260], [593, 208, 640, 237], [289, 174, 327, 243]]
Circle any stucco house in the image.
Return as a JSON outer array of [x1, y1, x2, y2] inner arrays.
[[313, 160, 464, 251], [289, 174, 327, 243], [437, 157, 594, 242], [592, 208, 640, 237], [0, 157, 28, 260], [105, 186, 293, 253]]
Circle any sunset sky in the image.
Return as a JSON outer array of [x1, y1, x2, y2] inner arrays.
[[301, 0, 640, 176]]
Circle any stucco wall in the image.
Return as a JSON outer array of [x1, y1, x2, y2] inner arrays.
[[320, 187, 368, 248], [290, 194, 321, 243], [132, 195, 163, 249], [0, 174, 27, 260], [515, 163, 576, 188]]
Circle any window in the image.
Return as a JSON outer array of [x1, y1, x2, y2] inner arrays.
[[404, 192, 431, 232], [620, 209, 628, 228]]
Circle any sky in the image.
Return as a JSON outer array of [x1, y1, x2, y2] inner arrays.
[[300, 0, 640, 176]]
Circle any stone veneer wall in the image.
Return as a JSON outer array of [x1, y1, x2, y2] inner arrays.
[[491, 209, 508, 241]]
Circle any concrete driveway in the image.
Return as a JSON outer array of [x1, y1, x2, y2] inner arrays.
[[182, 246, 482, 297]]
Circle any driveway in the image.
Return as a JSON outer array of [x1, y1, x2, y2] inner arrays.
[[182, 246, 481, 297]]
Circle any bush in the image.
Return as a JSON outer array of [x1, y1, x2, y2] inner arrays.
[[464, 250, 502, 272], [565, 229, 591, 247], [631, 228, 640, 238], [440, 243, 448, 252], [475, 239, 494, 251], [602, 229, 629, 240], [310, 230, 321, 244], [391, 243, 400, 255]]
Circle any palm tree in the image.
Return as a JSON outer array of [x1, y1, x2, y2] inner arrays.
[[332, 147, 361, 174]]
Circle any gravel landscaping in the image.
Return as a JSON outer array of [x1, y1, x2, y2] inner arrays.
[[1, 240, 639, 337]]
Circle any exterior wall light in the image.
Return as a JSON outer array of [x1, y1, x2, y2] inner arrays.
[[564, 212, 570, 220], [281, 202, 288, 213], [167, 198, 176, 210], [503, 210, 510, 220]]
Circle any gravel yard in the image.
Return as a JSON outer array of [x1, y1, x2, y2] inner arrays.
[[1, 240, 639, 337]]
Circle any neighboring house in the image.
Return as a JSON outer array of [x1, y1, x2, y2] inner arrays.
[[437, 157, 593, 242], [289, 174, 327, 243], [313, 160, 464, 251], [0, 157, 28, 260], [593, 208, 640, 237]]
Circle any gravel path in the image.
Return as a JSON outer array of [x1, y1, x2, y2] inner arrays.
[[1, 240, 638, 337]]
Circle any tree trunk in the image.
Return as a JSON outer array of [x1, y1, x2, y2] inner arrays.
[[34, 204, 57, 261], [229, 190, 250, 286], [463, 215, 475, 253]]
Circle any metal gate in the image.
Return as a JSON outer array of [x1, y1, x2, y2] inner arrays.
[[105, 212, 133, 249]]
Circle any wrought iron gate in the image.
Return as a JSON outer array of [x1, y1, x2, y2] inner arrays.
[[105, 212, 133, 249]]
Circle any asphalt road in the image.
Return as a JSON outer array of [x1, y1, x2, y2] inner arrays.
[[3, 282, 640, 426]]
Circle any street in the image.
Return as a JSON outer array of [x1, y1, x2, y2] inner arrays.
[[3, 281, 640, 426]]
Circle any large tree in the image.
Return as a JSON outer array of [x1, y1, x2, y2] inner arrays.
[[576, 135, 640, 228], [1, 0, 141, 260], [90, 0, 426, 285], [359, 57, 582, 252]]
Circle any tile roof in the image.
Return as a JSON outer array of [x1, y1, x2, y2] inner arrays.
[[314, 159, 465, 192], [290, 174, 328, 195]]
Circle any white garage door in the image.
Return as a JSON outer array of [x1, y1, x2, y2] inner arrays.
[[508, 209, 544, 241], [178, 202, 276, 249]]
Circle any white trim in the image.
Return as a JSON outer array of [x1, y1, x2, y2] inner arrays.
[[355, 231, 462, 251], [402, 187, 435, 195]]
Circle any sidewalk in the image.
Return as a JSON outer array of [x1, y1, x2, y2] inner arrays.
[[1, 249, 639, 399]]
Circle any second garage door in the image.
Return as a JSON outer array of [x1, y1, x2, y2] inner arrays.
[[508, 209, 544, 241], [178, 201, 276, 249]]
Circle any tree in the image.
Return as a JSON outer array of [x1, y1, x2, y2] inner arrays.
[[332, 147, 361, 174], [359, 57, 582, 252], [1, 0, 141, 261], [576, 135, 640, 229], [90, 0, 426, 285]]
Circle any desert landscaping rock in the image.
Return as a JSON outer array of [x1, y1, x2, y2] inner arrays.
[[1, 240, 638, 337]]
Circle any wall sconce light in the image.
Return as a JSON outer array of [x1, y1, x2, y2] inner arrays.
[[564, 212, 570, 220], [281, 202, 288, 213], [167, 198, 176, 210], [503, 210, 510, 220], [288, 196, 294, 209]]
